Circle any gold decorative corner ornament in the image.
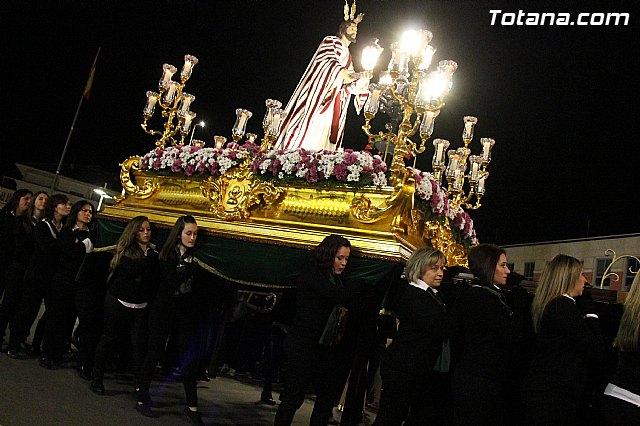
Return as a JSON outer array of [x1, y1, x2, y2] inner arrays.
[[425, 220, 468, 268], [200, 161, 285, 221], [117, 156, 159, 201]]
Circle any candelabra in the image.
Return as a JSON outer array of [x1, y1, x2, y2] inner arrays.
[[141, 54, 199, 149], [360, 30, 494, 209]]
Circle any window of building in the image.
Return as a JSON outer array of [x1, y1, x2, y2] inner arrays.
[[524, 262, 535, 280], [625, 257, 640, 289], [595, 258, 613, 287]]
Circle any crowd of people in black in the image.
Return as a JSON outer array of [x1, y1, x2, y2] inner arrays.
[[1, 189, 639, 425]]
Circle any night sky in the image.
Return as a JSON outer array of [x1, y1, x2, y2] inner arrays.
[[1, 0, 637, 245]]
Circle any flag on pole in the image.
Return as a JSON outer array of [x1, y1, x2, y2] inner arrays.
[[83, 47, 101, 99]]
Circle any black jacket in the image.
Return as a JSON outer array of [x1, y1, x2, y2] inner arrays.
[[289, 263, 364, 340], [522, 295, 604, 399], [454, 283, 524, 381], [383, 282, 458, 377], [108, 250, 160, 304]]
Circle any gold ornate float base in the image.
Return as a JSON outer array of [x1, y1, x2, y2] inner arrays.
[[103, 157, 469, 266]]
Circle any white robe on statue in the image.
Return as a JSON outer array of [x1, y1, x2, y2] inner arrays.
[[275, 36, 369, 151]]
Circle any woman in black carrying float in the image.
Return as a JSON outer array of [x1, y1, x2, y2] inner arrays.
[[274, 234, 365, 426], [134, 215, 204, 425], [451, 243, 525, 426], [373, 247, 458, 425], [90, 216, 159, 395]]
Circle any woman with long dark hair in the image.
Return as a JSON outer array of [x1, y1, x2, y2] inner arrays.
[[601, 272, 640, 425], [4, 189, 48, 355], [7, 194, 69, 359], [40, 199, 95, 369], [90, 216, 159, 394], [0, 189, 33, 351], [451, 243, 524, 426], [373, 246, 458, 425], [522, 254, 604, 425], [274, 234, 365, 426], [134, 215, 204, 425]]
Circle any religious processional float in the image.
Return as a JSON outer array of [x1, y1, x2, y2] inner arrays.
[[99, 15, 496, 281]]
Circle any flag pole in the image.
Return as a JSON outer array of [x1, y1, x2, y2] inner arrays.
[[51, 47, 101, 191]]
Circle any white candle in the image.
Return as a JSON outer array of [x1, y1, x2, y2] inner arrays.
[[179, 93, 194, 114], [471, 162, 479, 180], [481, 138, 495, 161], [478, 173, 488, 194], [214, 136, 226, 149], [182, 111, 195, 133], [144, 91, 159, 116], [436, 144, 444, 163], [164, 82, 178, 103], [465, 121, 473, 138]]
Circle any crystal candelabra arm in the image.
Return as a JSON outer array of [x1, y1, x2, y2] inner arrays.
[[387, 79, 407, 105]]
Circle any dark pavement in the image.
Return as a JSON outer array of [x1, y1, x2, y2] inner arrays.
[[0, 354, 321, 426]]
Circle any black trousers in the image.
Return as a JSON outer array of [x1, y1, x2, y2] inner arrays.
[[262, 325, 287, 397], [523, 390, 578, 426], [0, 264, 27, 343], [600, 394, 638, 426], [74, 284, 104, 372], [136, 292, 200, 407], [93, 293, 148, 380], [374, 366, 451, 426], [274, 335, 336, 426], [452, 369, 506, 426], [8, 273, 50, 347], [43, 276, 77, 361]]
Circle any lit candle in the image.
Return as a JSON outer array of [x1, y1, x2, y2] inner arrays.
[[418, 45, 436, 70], [471, 162, 479, 181], [378, 71, 393, 86]]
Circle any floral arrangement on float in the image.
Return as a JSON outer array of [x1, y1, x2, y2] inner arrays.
[[411, 168, 478, 247], [140, 141, 261, 178], [250, 148, 388, 188]]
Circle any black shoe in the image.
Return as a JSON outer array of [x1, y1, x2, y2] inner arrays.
[[90, 379, 105, 395], [134, 387, 153, 406], [260, 391, 277, 406], [80, 368, 93, 381], [7, 343, 30, 360], [135, 402, 155, 418], [39, 357, 60, 370], [183, 407, 204, 425], [198, 370, 211, 382]]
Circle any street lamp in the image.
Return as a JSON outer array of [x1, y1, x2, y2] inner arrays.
[[189, 120, 205, 145], [93, 188, 112, 211]]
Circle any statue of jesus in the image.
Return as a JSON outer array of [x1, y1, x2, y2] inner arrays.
[[275, 9, 370, 151]]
